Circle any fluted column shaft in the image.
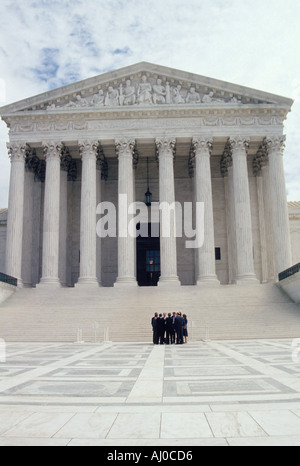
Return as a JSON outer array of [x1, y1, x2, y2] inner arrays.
[[266, 136, 292, 275], [156, 137, 180, 286], [40, 142, 62, 286], [115, 138, 137, 285], [77, 141, 98, 285], [231, 137, 258, 283], [5, 143, 26, 286], [261, 162, 276, 281], [193, 137, 219, 285]]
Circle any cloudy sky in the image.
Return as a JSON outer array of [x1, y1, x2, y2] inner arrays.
[[0, 0, 299, 206]]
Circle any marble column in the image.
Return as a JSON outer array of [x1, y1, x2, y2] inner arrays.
[[115, 138, 137, 286], [256, 172, 268, 283], [77, 141, 99, 286], [96, 164, 102, 286], [230, 137, 258, 283], [261, 161, 276, 281], [22, 152, 35, 287], [266, 135, 292, 275], [59, 148, 70, 287], [40, 142, 62, 286], [5, 143, 26, 286], [193, 137, 219, 285], [156, 137, 180, 286]]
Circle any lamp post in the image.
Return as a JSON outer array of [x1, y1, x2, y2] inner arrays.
[[145, 157, 152, 207]]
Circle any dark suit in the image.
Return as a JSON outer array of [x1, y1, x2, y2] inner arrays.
[[151, 317, 159, 345], [157, 317, 165, 345], [165, 317, 173, 345], [175, 316, 184, 344]]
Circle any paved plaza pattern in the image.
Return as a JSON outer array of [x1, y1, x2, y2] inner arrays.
[[1, 340, 300, 445]]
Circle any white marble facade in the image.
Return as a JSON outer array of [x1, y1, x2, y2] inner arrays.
[[0, 62, 295, 288]]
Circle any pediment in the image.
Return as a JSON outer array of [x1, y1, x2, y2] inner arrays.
[[0, 62, 293, 116]]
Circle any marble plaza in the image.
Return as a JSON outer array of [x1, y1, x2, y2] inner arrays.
[[1, 340, 300, 446]]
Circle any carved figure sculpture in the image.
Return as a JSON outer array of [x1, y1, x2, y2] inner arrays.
[[91, 90, 105, 107], [105, 86, 119, 106], [202, 91, 214, 103], [186, 87, 201, 104], [122, 80, 136, 106], [172, 85, 185, 104], [137, 75, 153, 105], [153, 79, 166, 104]]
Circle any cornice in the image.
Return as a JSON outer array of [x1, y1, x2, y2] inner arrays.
[[2, 104, 288, 127]]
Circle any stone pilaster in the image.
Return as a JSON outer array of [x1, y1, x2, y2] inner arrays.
[[115, 138, 137, 286], [77, 141, 99, 286], [156, 137, 180, 286], [266, 135, 292, 275], [5, 143, 26, 287], [192, 137, 219, 285], [230, 137, 258, 283], [39, 142, 62, 286]]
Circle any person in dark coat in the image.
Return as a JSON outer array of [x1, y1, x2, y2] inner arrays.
[[183, 313, 188, 344], [157, 314, 165, 345], [151, 313, 159, 345], [165, 313, 174, 345], [171, 312, 176, 344], [175, 312, 184, 345]]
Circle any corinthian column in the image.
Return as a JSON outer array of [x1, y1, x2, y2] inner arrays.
[[156, 137, 180, 286], [5, 143, 26, 286], [40, 142, 62, 286], [230, 137, 258, 283], [266, 136, 292, 275], [77, 141, 99, 285], [115, 138, 137, 286], [192, 137, 219, 285]]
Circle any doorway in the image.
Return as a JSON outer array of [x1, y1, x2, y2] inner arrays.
[[136, 223, 160, 286]]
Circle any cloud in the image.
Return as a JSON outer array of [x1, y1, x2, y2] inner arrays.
[[0, 0, 299, 205]]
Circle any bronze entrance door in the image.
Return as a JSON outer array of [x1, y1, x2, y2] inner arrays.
[[136, 224, 160, 286]]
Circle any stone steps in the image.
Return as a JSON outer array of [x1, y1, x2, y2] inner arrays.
[[0, 284, 299, 342]]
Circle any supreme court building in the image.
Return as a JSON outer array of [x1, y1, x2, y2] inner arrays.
[[0, 62, 294, 289]]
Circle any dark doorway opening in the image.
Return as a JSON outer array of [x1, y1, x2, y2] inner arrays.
[[137, 223, 160, 287]]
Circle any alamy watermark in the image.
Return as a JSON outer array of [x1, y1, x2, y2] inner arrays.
[[96, 198, 205, 249]]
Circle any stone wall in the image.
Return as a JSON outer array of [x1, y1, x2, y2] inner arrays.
[[0, 209, 7, 273], [289, 202, 300, 265]]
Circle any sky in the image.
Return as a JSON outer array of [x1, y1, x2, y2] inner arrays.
[[0, 0, 299, 207]]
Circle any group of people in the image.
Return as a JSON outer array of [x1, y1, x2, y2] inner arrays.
[[151, 312, 188, 345]]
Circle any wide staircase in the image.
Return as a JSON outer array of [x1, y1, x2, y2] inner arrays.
[[0, 283, 299, 342]]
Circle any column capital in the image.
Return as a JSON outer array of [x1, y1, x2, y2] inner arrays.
[[78, 140, 99, 161], [155, 137, 176, 158], [229, 136, 250, 156], [115, 138, 136, 158], [192, 136, 213, 156], [42, 141, 64, 161], [265, 135, 286, 156], [7, 143, 26, 163]]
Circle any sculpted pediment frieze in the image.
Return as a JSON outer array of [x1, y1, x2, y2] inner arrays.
[[0, 63, 293, 118], [34, 73, 275, 112]]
